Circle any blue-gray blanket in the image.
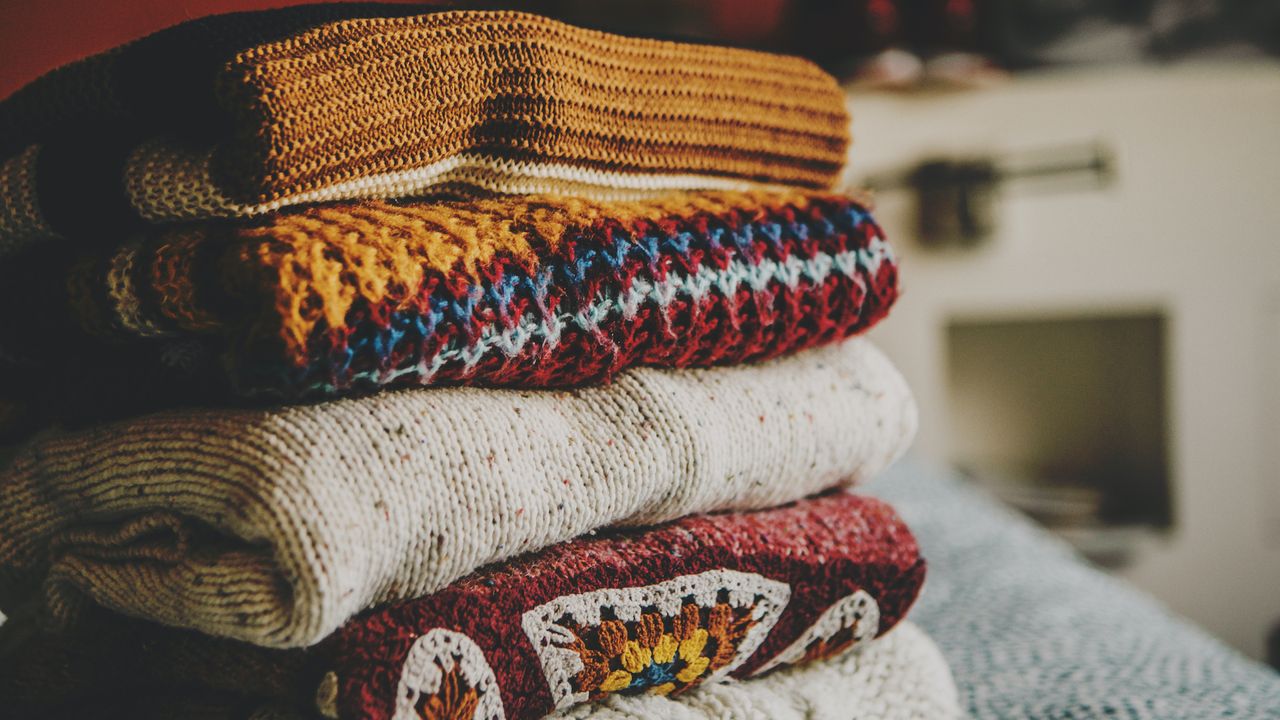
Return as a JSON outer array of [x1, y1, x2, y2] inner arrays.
[[868, 458, 1280, 719]]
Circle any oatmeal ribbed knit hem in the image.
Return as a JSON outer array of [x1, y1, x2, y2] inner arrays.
[[0, 6, 850, 249], [0, 339, 916, 648]]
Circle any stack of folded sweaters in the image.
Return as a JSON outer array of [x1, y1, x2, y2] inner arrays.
[[0, 5, 957, 719]]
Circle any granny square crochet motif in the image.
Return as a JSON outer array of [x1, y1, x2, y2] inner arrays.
[[0, 340, 917, 648], [0, 7, 850, 249], [1, 493, 926, 720]]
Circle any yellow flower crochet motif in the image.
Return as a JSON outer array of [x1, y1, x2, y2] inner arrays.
[[565, 601, 757, 699]]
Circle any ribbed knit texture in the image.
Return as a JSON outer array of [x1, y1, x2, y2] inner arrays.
[[0, 190, 896, 413], [0, 339, 916, 648], [2, 492, 928, 720], [0, 7, 851, 248], [1, 621, 956, 720], [0, 3, 437, 146]]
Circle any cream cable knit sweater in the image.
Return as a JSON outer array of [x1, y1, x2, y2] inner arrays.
[[0, 339, 916, 648]]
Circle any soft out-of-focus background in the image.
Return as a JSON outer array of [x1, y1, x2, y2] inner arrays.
[[2, 0, 1278, 663]]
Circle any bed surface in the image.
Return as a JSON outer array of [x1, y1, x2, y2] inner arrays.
[[867, 458, 1280, 719]]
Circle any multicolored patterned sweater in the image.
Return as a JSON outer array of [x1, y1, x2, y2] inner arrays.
[[1, 492, 925, 720], [0, 190, 896, 410], [0, 5, 850, 251]]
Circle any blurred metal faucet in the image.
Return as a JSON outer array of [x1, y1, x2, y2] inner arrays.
[[865, 142, 1115, 247]]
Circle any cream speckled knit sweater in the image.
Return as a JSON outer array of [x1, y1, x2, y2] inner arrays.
[[0, 339, 915, 648]]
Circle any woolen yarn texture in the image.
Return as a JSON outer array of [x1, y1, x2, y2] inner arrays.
[[1, 492, 926, 719], [553, 623, 959, 720], [0, 7, 850, 249], [0, 190, 896, 413], [0, 339, 916, 648]]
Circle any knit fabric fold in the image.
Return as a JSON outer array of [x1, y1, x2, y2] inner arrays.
[[0, 339, 916, 648], [0, 7, 850, 250], [0, 190, 896, 413], [1, 622, 956, 720], [1, 493, 933, 720]]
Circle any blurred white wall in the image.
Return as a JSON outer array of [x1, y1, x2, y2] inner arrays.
[[847, 63, 1280, 660]]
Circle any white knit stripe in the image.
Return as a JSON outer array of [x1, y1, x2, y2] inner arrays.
[[124, 138, 800, 222], [338, 237, 893, 392], [2, 340, 918, 647], [0, 145, 52, 253]]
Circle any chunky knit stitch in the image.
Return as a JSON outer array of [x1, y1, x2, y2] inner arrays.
[[1, 621, 956, 720], [874, 459, 1280, 720], [0, 339, 917, 648], [0, 7, 850, 247], [1, 493, 926, 720], [0, 191, 896, 408]]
